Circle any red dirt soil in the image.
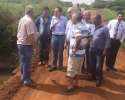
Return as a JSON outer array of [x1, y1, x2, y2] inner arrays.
[[0, 10, 125, 100]]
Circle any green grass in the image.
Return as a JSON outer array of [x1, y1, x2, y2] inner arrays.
[[101, 9, 117, 22], [8, 3, 21, 8], [121, 42, 125, 49]]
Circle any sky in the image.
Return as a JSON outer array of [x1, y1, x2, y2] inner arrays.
[[61, 0, 95, 5]]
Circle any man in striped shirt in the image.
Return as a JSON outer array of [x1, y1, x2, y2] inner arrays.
[[64, 11, 91, 92]]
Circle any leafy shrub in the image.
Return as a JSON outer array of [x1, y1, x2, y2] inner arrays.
[[111, 6, 124, 11], [0, 0, 68, 56]]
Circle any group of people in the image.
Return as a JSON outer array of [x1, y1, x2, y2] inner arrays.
[[17, 5, 125, 92]]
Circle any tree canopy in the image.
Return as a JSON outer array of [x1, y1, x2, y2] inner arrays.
[[91, 0, 125, 10]]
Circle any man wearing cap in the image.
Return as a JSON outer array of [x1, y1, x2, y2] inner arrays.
[[17, 5, 38, 87]]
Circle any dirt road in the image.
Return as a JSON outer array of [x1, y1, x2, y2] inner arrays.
[[1, 10, 125, 100]]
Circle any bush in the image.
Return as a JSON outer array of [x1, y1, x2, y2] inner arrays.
[[0, 0, 68, 56], [111, 6, 124, 11], [0, 2, 18, 55], [101, 9, 116, 22]]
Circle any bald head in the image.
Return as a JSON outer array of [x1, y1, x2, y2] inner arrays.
[[67, 7, 74, 19], [68, 7, 74, 12], [84, 10, 91, 17], [83, 10, 91, 21], [92, 14, 102, 26], [95, 14, 101, 21]]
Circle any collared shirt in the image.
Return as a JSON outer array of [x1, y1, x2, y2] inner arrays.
[[90, 23, 110, 52], [69, 22, 90, 57], [35, 15, 52, 36], [66, 19, 85, 42], [17, 15, 37, 45], [107, 19, 125, 42], [50, 15, 68, 35], [84, 19, 94, 35]]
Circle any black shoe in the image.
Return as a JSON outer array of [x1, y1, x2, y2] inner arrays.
[[106, 66, 109, 71], [110, 67, 117, 71], [87, 77, 96, 81], [49, 67, 56, 72], [74, 85, 79, 89], [96, 81, 101, 87], [59, 67, 66, 72]]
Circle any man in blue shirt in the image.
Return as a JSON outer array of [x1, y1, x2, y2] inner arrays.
[[50, 7, 68, 72], [35, 6, 52, 67], [88, 14, 110, 87]]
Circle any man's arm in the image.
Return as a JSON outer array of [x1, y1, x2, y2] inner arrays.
[[26, 21, 38, 56], [103, 27, 111, 57], [50, 17, 59, 30], [28, 34, 38, 56], [86, 35, 93, 46], [64, 20, 70, 49], [72, 37, 81, 53], [35, 16, 41, 36], [35, 16, 40, 31], [51, 21, 59, 30], [120, 25, 125, 43], [107, 20, 112, 29]]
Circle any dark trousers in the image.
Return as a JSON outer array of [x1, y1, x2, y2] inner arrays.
[[85, 44, 90, 70], [89, 49, 104, 80], [38, 35, 51, 62], [82, 45, 90, 70], [67, 42, 70, 57], [106, 39, 121, 68]]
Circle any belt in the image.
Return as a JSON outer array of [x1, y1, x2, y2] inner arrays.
[[72, 36, 89, 39], [111, 38, 119, 41], [52, 34, 65, 36]]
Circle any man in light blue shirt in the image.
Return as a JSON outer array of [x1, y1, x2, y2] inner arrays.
[[83, 10, 93, 71], [49, 7, 68, 72]]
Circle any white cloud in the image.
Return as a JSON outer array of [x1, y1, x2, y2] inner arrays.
[[61, 0, 95, 5]]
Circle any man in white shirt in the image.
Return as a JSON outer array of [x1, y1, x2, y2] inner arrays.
[[82, 10, 93, 71], [65, 7, 74, 45], [106, 11, 125, 71]]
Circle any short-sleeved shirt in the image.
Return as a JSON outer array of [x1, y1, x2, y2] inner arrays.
[[35, 15, 52, 36], [17, 15, 37, 45], [66, 19, 85, 42], [69, 22, 90, 57], [84, 20, 94, 35], [107, 19, 125, 42]]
